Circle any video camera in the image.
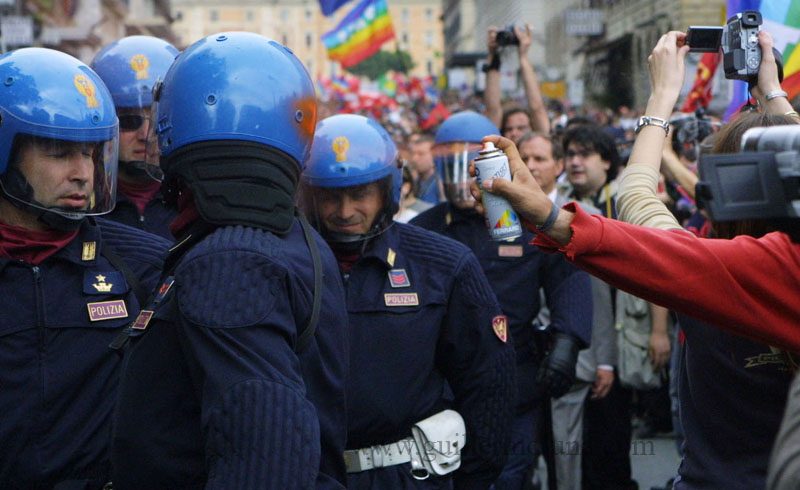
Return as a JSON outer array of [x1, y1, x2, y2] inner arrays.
[[669, 110, 715, 161], [696, 125, 800, 221], [686, 10, 784, 85]]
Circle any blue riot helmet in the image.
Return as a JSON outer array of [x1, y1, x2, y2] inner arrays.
[[92, 36, 179, 181], [152, 32, 318, 234], [0, 48, 119, 230], [433, 110, 499, 205], [302, 114, 400, 250]]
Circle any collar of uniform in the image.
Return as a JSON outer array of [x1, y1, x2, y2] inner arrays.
[[359, 223, 403, 270], [51, 219, 104, 267]]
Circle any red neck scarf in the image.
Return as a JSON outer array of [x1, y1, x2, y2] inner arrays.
[[169, 189, 201, 240], [118, 178, 162, 216], [0, 219, 79, 265], [333, 249, 360, 274]]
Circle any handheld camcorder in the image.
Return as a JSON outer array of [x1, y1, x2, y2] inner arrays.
[[687, 11, 784, 85], [696, 125, 800, 221]]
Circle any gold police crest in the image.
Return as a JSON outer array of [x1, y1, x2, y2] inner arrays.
[[73, 75, 99, 108], [332, 136, 350, 162], [130, 54, 150, 80]]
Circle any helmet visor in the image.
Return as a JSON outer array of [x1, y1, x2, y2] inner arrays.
[[2, 132, 119, 218], [433, 142, 482, 204], [142, 79, 165, 181]]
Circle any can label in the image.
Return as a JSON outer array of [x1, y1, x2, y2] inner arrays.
[[474, 151, 522, 241]]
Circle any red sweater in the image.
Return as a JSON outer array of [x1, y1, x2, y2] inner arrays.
[[534, 202, 800, 351]]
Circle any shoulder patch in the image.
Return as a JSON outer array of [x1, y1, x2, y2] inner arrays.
[[176, 249, 280, 328]]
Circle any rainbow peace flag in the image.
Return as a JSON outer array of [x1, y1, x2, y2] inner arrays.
[[725, 0, 800, 119], [322, 0, 395, 68]]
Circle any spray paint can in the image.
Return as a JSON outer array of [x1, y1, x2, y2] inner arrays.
[[473, 142, 522, 241]]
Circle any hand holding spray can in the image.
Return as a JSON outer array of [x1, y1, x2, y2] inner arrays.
[[473, 142, 522, 241]]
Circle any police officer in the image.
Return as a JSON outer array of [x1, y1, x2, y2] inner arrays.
[[411, 111, 592, 490], [0, 48, 169, 489], [110, 32, 350, 490], [300, 113, 516, 490], [91, 36, 179, 239]]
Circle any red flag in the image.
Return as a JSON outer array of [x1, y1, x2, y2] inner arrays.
[[681, 52, 721, 113], [420, 102, 451, 130]]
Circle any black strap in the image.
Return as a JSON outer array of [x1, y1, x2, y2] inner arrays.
[[296, 210, 323, 353], [101, 245, 149, 308]]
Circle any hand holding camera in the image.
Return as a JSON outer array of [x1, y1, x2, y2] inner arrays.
[[686, 11, 784, 87]]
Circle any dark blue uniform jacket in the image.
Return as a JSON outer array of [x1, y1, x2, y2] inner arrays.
[[344, 222, 517, 490], [111, 221, 350, 490], [104, 190, 176, 241], [0, 218, 168, 489], [675, 313, 793, 490], [411, 204, 592, 410]]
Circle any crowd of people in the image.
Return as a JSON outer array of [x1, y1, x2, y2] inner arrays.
[[0, 15, 797, 490]]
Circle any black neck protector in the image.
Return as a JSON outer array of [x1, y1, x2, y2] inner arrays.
[[163, 140, 300, 235]]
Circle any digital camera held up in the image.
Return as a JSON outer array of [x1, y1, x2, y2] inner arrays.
[[495, 25, 519, 46], [686, 10, 784, 85]]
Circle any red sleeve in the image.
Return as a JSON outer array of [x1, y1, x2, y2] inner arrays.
[[534, 203, 800, 351]]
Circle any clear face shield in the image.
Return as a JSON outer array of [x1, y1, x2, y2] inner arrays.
[[1, 131, 119, 219], [126, 78, 164, 182], [298, 176, 396, 252], [433, 142, 482, 206]]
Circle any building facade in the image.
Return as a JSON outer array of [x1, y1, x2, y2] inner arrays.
[[18, 0, 174, 62], [169, 0, 444, 78]]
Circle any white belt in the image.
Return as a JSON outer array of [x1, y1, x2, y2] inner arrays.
[[343, 437, 418, 473]]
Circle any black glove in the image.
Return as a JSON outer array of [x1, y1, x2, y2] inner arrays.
[[537, 332, 580, 399]]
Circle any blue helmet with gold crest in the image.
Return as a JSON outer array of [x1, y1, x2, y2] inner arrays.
[[150, 32, 318, 235], [301, 114, 400, 248], [0, 47, 119, 228], [91, 35, 179, 109]]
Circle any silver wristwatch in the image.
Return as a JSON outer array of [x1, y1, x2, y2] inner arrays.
[[634, 116, 670, 136]]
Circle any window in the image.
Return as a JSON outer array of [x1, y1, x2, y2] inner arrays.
[[425, 8, 433, 22], [306, 59, 313, 73], [427, 60, 433, 75], [175, 10, 183, 21], [401, 8, 408, 24], [280, 9, 289, 22], [305, 9, 312, 21], [282, 33, 288, 45], [425, 30, 433, 47], [305, 33, 312, 48], [209, 9, 219, 21], [401, 31, 408, 44], [245, 10, 254, 22]]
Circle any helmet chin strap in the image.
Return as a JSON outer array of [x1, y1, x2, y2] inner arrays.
[[322, 211, 394, 255]]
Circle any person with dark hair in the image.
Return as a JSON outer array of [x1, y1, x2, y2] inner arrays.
[[0, 47, 169, 489], [484, 24, 550, 141], [302, 114, 516, 490], [561, 124, 622, 209], [110, 32, 350, 490]]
